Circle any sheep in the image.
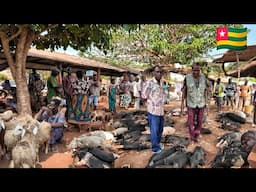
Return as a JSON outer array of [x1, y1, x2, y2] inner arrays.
[[0, 115, 40, 160], [17, 114, 41, 129], [9, 125, 39, 168], [0, 119, 5, 159], [0, 110, 15, 121], [3, 124, 25, 160], [3, 116, 36, 152], [0, 110, 16, 159], [36, 121, 51, 155]]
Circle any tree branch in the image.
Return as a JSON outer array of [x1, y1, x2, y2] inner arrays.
[[0, 31, 16, 79], [15, 27, 29, 80], [21, 30, 35, 77], [8, 25, 23, 42], [135, 33, 165, 60]]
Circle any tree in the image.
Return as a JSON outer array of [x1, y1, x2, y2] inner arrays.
[[0, 24, 119, 115], [85, 24, 243, 68]]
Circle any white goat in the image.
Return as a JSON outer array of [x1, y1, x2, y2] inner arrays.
[[9, 125, 39, 168]]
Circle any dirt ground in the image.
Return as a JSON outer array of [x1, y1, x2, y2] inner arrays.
[[0, 96, 255, 168]]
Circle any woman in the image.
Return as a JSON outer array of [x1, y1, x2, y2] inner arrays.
[[47, 68, 62, 103], [119, 72, 131, 110], [108, 78, 118, 113], [70, 71, 91, 121]]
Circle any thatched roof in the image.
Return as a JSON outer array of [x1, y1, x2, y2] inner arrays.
[[0, 48, 139, 77], [213, 45, 256, 63], [227, 60, 256, 78]]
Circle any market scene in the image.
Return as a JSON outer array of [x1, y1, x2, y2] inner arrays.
[[0, 24, 256, 168]]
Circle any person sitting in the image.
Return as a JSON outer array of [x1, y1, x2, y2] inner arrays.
[[35, 98, 66, 152]]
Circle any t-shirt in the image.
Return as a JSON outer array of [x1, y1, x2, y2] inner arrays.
[[240, 85, 250, 97]]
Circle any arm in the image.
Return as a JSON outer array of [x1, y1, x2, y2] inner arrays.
[[51, 110, 65, 128], [34, 106, 51, 121], [180, 78, 187, 115], [254, 91, 256, 105], [137, 81, 142, 97], [205, 85, 208, 104], [141, 80, 150, 100]]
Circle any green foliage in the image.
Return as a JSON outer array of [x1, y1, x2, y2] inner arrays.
[[83, 24, 243, 70], [0, 73, 8, 80], [0, 24, 128, 114], [248, 77, 256, 83], [0, 24, 123, 54]]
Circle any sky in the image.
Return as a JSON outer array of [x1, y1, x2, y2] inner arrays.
[[58, 24, 256, 60]]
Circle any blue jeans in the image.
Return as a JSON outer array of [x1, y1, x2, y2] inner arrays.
[[89, 95, 99, 106], [50, 128, 63, 145], [147, 113, 164, 152]]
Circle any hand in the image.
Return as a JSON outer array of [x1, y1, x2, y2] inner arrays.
[[205, 104, 209, 114], [42, 106, 48, 111]]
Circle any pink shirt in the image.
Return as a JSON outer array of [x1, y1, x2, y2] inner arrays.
[[142, 77, 165, 116]]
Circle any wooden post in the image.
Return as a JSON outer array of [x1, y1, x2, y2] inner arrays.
[[97, 68, 101, 83], [236, 52, 240, 80]]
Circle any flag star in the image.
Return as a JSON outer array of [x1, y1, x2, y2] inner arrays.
[[219, 30, 226, 37]]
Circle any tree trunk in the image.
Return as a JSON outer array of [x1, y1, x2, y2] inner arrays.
[[13, 48, 32, 115], [15, 73, 32, 115]]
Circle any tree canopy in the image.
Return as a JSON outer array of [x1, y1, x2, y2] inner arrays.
[[0, 24, 120, 115], [81, 24, 243, 69]]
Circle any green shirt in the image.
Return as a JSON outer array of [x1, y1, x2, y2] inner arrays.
[[47, 76, 59, 102]]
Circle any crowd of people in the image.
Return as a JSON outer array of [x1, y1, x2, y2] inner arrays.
[[23, 67, 150, 152], [2, 63, 256, 154]]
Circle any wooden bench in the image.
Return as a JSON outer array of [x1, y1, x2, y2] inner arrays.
[[67, 120, 104, 132]]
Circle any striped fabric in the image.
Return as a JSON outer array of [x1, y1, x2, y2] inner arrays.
[[216, 27, 247, 50]]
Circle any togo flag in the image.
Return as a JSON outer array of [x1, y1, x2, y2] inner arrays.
[[216, 27, 247, 50]]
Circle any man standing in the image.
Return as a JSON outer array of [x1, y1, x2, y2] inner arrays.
[[225, 78, 236, 110], [89, 72, 100, 110], [142, 65, 166, 154], [239, 79, 251, 111], [181, 62, 208, 143], [28, 69, 45, 112], [214, 78, 225, 113], [63, 67, 76, 120]]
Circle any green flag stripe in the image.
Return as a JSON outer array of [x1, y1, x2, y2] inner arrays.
[[217, 45, 247, 50], [228, 36, 247, 41], [228, 27, 247, 33]]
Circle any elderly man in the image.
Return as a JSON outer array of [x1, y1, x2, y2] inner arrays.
[[142, 65, 166, 154], [181, 62, 208, 143]]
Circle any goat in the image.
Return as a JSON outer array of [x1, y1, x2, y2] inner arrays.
[[36, 121, 51, 156], [9, 125, 39, 168]]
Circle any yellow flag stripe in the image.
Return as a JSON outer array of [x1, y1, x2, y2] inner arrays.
[[217, 40, 247, 46], [228, 31, 247, 38]]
